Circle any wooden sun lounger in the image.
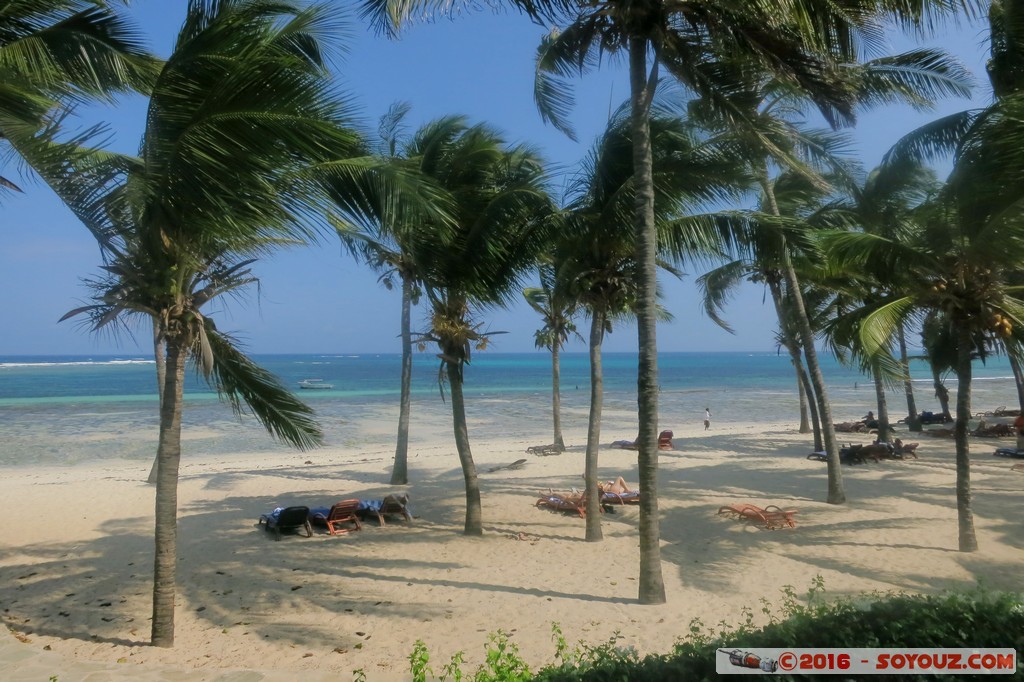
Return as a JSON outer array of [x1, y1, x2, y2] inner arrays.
[[718, 503, 798, 530], [364, 494, 413, 526], [601, 490, 641, 505], [311, 499, 361, 535], [536, 492, 586, 517]]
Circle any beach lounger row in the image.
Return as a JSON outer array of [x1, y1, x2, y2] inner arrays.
[[258, 494, 412, 540]]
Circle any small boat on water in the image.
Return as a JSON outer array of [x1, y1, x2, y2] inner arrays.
[[298, 379, 333, 390]]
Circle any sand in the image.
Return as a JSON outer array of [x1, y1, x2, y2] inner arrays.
[[1, 418, 1023, 681]]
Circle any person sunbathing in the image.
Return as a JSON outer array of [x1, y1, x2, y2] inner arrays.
[[599, 476, 634, 494], [579, 474, 634, 494]]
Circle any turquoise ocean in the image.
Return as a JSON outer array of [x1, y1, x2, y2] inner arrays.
[[0, 352, 1018, 467]]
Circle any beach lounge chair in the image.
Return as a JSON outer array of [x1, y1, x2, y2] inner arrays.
[[993, 447, 1024, 458], [717, 503, 762, 519], [760, 505, 798, 529], [310, 499, 361, 535], [360, 494, 413, 526], [259, 505, 312, 540], [806, 451, 827, 462], [717, 503, 798, 530], [601, 489, 641, 506], [611, 431, 673, 450], [535, 491, 587, 517], [892, 439, 919, 459]]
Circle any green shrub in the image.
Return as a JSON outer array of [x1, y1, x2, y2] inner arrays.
[[409, 630, 533, 681], [530, 587, 1024, 681], [405, 585, 1022, 681]]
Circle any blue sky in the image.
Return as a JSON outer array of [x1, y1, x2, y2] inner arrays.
[[0, 3, 993, 357]]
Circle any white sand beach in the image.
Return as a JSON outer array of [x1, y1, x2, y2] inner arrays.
[[2, 419, 1023, 681]]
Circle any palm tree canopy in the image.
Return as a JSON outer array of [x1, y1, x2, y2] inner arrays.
[[555, 104, 748, 316], [60, 0, 381, 451], [523, 262, 580, 351], [527, 1, 977, 140], [987, 0, 1024, 97], [0, 0, 160, 194], [128, 0, 362, 257], [333, 102, 457, 293], [407, 116, 555, 309], [359, 1, 980, 124], [822, 193, 1024, 363]]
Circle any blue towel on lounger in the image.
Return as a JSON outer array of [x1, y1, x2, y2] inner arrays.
[[260, 507, 284, 523], [357, 497, 412, 517]]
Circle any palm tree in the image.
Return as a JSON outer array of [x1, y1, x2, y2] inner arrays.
[[60, 0, 366, 645], [698, 168, 838, 445], [823, 182, 1024, 552], [335, 102, 453, 485], [559, 105, 745, 541], [0, 0, 158, 196], [523, 263, 580, 453], [407, 117, 553, 535], [829, 160, 942, 432]]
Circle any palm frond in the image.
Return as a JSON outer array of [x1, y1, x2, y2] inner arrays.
[[850, 48, 974, 112], [859, 296, 917, 356], [203, 325, 324, 451], [533, 19, 611, 140], [882, 109, 980, 166], [695, 260, 753, 333]]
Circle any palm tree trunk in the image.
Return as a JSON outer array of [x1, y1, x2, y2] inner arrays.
[[552, 340, 565, 451], [871, 360, 891, 441], [898, 325, 922, 432], [151, 334, 185, 647], [794, 358, 811, 433], [760, 173, 845, 503], [1007, 352, 1024, 413], [953, 325, 978, 552], [932, 365, 952, 420], [798, 360, 823, 451], [147, 323, 166, 485], [584, 309, 605, 542], [788, 260, 845, 504], [390, 275, 413, 485], [446, 360, 482, 536], [629, 35, 666, 604], [767, 276, 810, 433]]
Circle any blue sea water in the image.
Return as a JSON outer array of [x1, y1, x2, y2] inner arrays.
[[0, 351, 1018, 466]]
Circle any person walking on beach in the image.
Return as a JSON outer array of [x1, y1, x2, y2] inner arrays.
[[704, 407, 711, 431], [1015, 413, 1024, 451]]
